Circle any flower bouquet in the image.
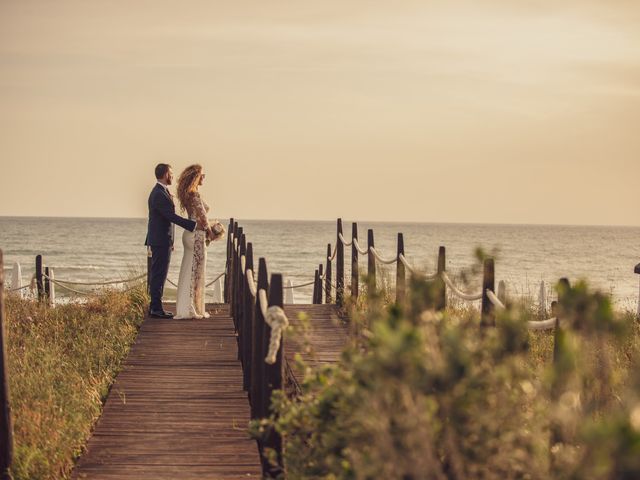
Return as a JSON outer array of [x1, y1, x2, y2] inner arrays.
[[206, 220, 226, 246]]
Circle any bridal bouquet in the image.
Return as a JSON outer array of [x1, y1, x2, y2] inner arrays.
[[206, 220, 226, 246]]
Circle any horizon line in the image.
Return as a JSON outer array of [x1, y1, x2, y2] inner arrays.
[[0, 214, 638, 229]]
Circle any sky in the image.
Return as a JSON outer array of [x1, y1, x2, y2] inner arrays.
[[0, 0, 638, 225]]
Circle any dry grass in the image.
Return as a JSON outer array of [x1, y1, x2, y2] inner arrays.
[[4, 284, 147, 480]]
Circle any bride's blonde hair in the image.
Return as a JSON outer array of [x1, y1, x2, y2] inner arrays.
[[177, 164, 203, 212]]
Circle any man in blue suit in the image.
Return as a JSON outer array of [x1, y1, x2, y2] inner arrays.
[[145, 163, 197, 318]]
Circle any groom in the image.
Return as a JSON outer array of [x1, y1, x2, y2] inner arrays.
[[145, 163, 197, 318]]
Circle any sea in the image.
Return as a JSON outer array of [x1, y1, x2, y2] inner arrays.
[[0, 217, 638, 309]]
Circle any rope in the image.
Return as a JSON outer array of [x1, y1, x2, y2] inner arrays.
[[167, 271, 225, 288], [486, 288, 557, 330], [52, 272, 146, 286], [398, 254, 439, 280], [204, 272, 226, 288], [283, 279, 317, 289], [352, 238, 369, 255], [265, 305, 289, 364], [338, 232, 353, 247], [7, 284, 32, 293], [241, 255, 246, 273], [327, 244, 338, 261], [258, 289, 268, 318], [527, 318, 558, 331], [246, 269, 257, 297], [486, 289, 505, 309], [369, 246, 397, 265], [441, 272, 483, 301]]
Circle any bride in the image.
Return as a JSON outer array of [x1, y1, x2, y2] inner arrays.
[[175, 164, 213, 319]]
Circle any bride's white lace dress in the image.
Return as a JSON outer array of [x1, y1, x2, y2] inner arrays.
[[175, 191, 210, 319]]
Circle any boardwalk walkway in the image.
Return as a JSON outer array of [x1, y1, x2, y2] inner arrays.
[[73, 304, 261, 480], [283, 305, 348, 388]]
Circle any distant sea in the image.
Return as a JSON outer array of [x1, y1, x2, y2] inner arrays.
[[0, 217, 638, 308]]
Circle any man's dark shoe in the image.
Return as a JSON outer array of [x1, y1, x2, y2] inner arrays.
[[149, 310, 173, 319]]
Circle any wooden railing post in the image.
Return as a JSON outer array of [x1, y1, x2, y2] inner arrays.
[[635, 263, 640, 316], [0, 250, 14, 480], [317, 264, 323, 304], [44, 266, 51, 303], [550, 278, 569, 456], [396, 233, 405, 304], [242, 243, 255, 391], [146, 247, 152, 294], [250, 258, 268, 420], [35, 254, 44, 302], [237, 234, 247, 358], [367, 229, 375, 293], [264, 273, 285, 478], [336, 219, 344, 307], [224, 217, 234, 303], [480, 258, 496, 326], [228, 223, 237, 313], [312, 269, 320, 304], [325, 244, 332, 304], [351, 223, 358, 300], [436, 246, 446, 311]]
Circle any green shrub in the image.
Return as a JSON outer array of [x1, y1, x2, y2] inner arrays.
[[254, 277, 640, 479]]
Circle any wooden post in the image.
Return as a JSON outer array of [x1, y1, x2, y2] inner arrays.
[[367, 229, 375, 293], [550, 278, 569, 456], [635, 263, 640, 316], [250, 258, 268, 420], [396, 233, 405, 304], [146, 247, 152, 294], [48, 268, 56, 308], [336, 219, 345, 307], [480, 258, 496, 326], [242, 243, 255, 391], [264, 273, 285, 478], [436, 246, 446, 311], [237, 234, 247, 359], [312, 269, 320, 305], [224, 217, 234, 303], [0, 250, 14, 480], [35, 255, 44, 302], [318, 264, 324, 304], [497, 280, 507, 305], [351, 223, 359, 300], [44, 266, 51, 303], [325, 244, 332, 304], [228, 224, 237, 313]]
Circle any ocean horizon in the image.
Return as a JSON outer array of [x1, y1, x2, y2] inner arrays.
[[1, 216, 639, 308]]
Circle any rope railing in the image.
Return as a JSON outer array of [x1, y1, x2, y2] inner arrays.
[[369, 246, 397, 265], [52, 272, 146, 286], [441, 272, 483, 301], [352, 237, 369, 255]]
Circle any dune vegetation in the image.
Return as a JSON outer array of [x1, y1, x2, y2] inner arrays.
[[4, 285, 147, 480], [254, 274, 640, 479]]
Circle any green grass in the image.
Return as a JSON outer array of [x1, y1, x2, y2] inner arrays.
[[4, 284, 147, 480]]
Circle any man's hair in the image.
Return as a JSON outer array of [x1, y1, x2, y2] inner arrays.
[[154, 163, 171, 180]]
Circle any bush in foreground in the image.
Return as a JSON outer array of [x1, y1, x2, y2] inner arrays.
[[254, 277, 640, 479], [5, 285, 147, 480]]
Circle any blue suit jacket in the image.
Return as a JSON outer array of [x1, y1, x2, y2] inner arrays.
[[145, 183, 197, 247]]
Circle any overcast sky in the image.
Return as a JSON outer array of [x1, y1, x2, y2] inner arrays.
[[1, 0, 638, 225]]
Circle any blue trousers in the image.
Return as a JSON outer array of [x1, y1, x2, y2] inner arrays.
[[149, 245, 172, 312]]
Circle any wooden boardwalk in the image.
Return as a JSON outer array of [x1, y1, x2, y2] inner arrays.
[[283, 304, 349, 388], [73, 304, 261, 480]]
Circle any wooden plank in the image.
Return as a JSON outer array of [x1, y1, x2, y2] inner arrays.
[[72, 305, 261, 479]]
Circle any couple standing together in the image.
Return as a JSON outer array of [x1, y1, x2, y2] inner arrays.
[[145, 163, 223, 319]]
